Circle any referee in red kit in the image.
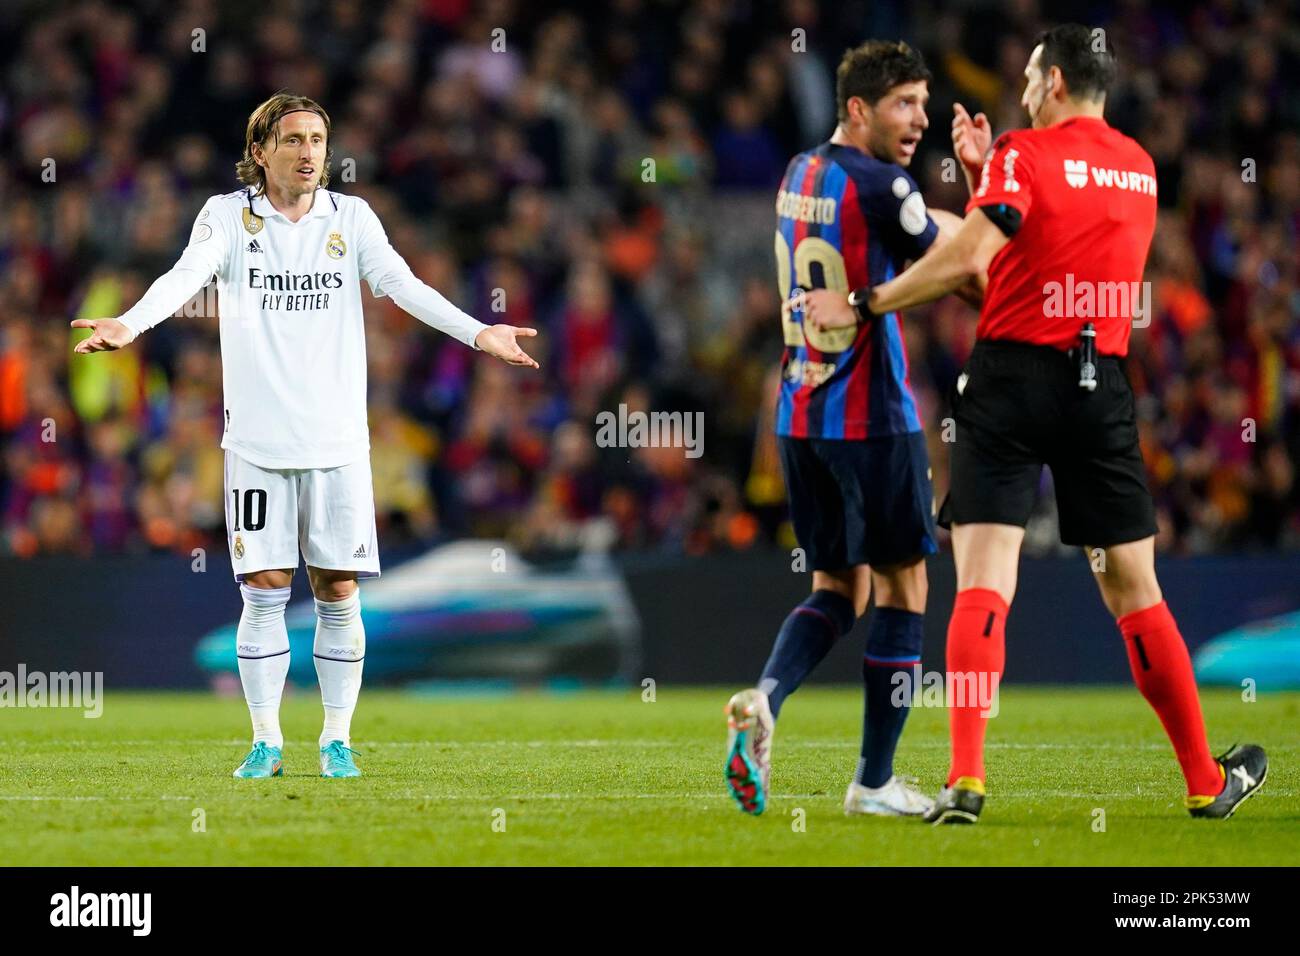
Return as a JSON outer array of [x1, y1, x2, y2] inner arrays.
[[796, 23, 1267, 824]]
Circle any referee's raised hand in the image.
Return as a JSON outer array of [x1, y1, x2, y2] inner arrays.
[[952, 102, 992, 179], [71, 317, 135, 353], [474, 323, 541, 369]]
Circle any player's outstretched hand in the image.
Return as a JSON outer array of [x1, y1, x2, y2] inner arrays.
[[71, 317, 135, 353], [795, 289, 859, 332], [952, 102, 991, 175], [475, 324, 540, 369]]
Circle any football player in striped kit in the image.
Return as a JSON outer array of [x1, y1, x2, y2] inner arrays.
[[725, 42, 971, 816]]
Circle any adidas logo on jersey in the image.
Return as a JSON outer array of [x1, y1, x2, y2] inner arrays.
[[247, 239, 263, 253], [353, 544, 367, 558]]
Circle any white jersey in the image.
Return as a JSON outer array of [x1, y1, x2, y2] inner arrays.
[[118, 188, 488, 469]]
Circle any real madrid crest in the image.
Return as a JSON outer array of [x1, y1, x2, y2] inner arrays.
[[326, 232, 347, 259], [234, 534, 245, 559], [242, 208, 264, 235]]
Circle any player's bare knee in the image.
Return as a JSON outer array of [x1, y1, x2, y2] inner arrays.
[[243, 568, 294, 590], [954, 559, 1018, 604], [308, 568, 358, 602], [1098, 576, 1162, 618], [1097, 581, 1162, 619], [952, 523, 1021, 604], [315, 580, 358, 602], [1090, 539, 1161, 619], [872, 559, 927, 612]]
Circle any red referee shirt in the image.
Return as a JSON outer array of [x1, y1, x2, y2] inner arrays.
[[967, 115, 1158, 356]]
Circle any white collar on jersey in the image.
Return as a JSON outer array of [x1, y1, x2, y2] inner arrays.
[[248, 187, 338, 223]]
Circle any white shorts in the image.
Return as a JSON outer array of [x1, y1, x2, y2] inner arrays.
[[223, 450, 381, 581]]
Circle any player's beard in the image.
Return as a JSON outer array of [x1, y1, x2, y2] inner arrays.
[[868, 127, 907, 166], [284, 174, 318, 197]]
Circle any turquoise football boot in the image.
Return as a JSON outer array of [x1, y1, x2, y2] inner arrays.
[[724, 689, 773, 815], [320, 740, 362, 778], [233, 741, 283, 778]]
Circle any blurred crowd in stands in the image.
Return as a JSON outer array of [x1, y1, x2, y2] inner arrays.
[[1, 0, 1298, 561]]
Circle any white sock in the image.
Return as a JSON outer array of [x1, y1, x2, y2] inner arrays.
[[313, 591, 365, 748], [236, 584, 291, 749]]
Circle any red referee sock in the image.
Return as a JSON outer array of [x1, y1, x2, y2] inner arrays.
[[1117, 601, 1223, 796], [945, 588, 1007, 787]]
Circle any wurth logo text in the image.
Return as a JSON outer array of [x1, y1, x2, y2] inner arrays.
[[1060, 159, 1158, 196]]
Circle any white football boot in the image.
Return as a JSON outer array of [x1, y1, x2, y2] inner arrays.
[[844, 775, 935, 817]]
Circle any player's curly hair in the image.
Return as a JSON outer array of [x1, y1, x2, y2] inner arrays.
[[836, 40, 932, 123], [235, 92, 333, 193]]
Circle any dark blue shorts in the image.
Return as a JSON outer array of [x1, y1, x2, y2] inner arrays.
[[778, 431, 938, 571]]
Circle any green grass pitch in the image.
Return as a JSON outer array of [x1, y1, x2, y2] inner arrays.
[[1, 687, 1295, 866]]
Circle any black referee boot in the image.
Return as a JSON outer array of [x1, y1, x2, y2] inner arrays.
[[1187, 744, 1267, 819], [924, 776, 985, 825]]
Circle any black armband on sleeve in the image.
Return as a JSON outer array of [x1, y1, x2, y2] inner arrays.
[[978, 203, 1023, 237]]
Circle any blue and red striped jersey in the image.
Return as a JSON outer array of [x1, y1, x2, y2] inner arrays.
[[774, 142, 938, 439]]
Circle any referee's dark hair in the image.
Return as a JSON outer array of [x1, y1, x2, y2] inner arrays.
[[1036, 24, 1117, 102], [836, 40, 932, 122]]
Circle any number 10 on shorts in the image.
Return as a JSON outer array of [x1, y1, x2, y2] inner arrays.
[[230, 488, 267, 532]]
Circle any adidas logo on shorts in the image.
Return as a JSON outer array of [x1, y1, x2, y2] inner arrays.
[[353, 544, 367, 558]]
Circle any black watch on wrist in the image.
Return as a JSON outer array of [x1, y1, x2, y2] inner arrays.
[[847, 287, 876, 323]]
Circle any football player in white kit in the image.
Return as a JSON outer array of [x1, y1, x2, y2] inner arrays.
[[71, 94, 539, 778]]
